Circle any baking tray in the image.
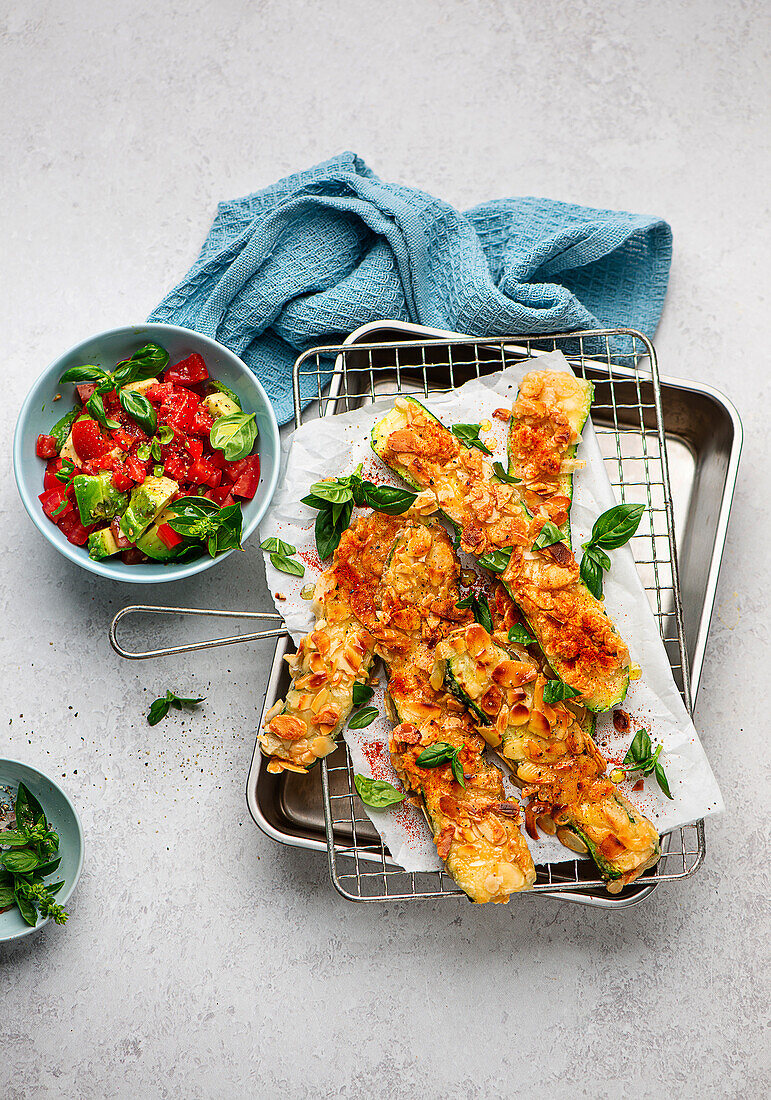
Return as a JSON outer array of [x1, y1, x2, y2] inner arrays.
[[246, 321, 741, 907]]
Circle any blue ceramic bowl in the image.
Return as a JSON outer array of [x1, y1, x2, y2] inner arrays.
[[0, 759, 84, 944], [13, 324, 281, 583]]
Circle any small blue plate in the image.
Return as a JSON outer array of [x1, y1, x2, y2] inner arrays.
[[0, 759, 84, 944], [13, 323, 281, 583]]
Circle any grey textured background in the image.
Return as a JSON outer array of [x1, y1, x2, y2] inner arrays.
[[1, 2, 769, 1098]]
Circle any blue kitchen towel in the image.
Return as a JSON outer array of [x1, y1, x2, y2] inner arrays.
[[149, 152, 672, 425]]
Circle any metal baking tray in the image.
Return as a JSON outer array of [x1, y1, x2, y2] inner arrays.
[[246, 321, 741, 907]]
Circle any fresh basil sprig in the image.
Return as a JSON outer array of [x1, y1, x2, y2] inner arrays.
[[492, 462, 521, 484], [302, 465, 417, 559], [415, 742, 466, 788], [119, 389, 157, 436], [209, 413, 258, 462], [0, 783, 68, 927], [353, 774, 405, 809], [508, 624, 535, 646], [580, 503, 645, 598], [533, 520, 564, 551], [619, 728, 673, 799], [167, 497, 243, 558], [348, 706, 378, 729], [478, 546, 512, 574], [86, 390, 119, 431], [450, 423, 492, 455], [543, 678, 582, 705], [457, 593, 493, 633], [59, 344, 169, 393], [147, 689, 205, 726], [260, 537, 304, 577]]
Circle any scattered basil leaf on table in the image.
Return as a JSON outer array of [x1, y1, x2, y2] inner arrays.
[[353, 775, 405, 809], [347, 706, 379, 730], [147, 690, 205, 726], [543, 678, 582, 705], [533, 520, 564, 551], [415, 742, 466, 789], [209, 380, 243, 409], [352, 683, 374, 706], [457, 593, 493, 634], [450, 423, 492, 455], [492, 462, 521, 484], [507, 624, 535, 646], [209, 413, 258, 462], [478, 546, 512, 574], [270, 553, 304, 577]]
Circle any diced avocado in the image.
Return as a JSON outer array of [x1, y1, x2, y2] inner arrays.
[[87, 527, 121, 561], [73, 472, 130, 526], [135, 511, 182, 561], [59, 430, 81, 466], [120, 476, 178, 542], [121, 377, 158, 396], [203, 392, 240, 419]]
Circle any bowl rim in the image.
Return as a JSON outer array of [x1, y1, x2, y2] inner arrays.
[[12, 323, 281, 583], [0, 757, 85, 944]]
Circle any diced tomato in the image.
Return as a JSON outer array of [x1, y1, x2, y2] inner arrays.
[[111, 470, 133, 492], [111, 427, 136, 449], [231, 455, 260, 500], [205, 485, 232, 506], [36, 434, 59, 459], [126, 456, 147, 483], [145, 382, 177, 403], [77, 383, 98, 403], [44, 458, 68, 491], [58, 511, 92, 546], [189, 457, 221, 489], [163, 452, 190, 482], [223, 458, 250, 481], [184, 436, 204, 459], [39, 488, 69, 521], [189, 408, 214, 436], [157, 523, 183, 550], [72, 418, 113, 460], [91, 452, 117, 472], [207, 448, 227, 470], [164, 353, 209, 387], [104, 389, 121, 413]]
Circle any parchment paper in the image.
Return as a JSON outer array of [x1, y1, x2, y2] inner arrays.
[[260, 351, 723, 870]]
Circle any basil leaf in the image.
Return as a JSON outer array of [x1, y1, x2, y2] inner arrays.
[[478, 546, 512, 574], [588, 503, 645, 550], [14, 889, 38, 927], [153, 465, 165, 477], [149, 438, 162, 462], [457, 594, 493, 634], [209, 413, 258, 461], [533, 521, 564, 550], [580, 551, 604, 599], [119, 389, 157, 436], [112, 343, 169, 387], [213, 504, 243, 555], [59, 364, 109, 385], [348, 706, 379, 729], [624, 728, 651, 765], [15, 783, 45, 828], [358, 482, 417, 516], [157, 424, 175, 445], [588, 545, 611, 571], [301, 492, 329, 511], [136, 442, 151, 462], [86, 391, 120, 431], [209, 380, 243, 410], [50, 408, 80, 451], [352, 683, 374, 706], [147, 697, 171, 726], [492, 462, 521, 484], [270, 553, 305, 577], [315, 500, 352, 560], [0, 885, 16, 908], [654, 761, 673, 800], [50, 497, 69, 518], [450, 423, 492, 455], [507, 624, 535, 646], [542, 678, 582, 705], [308, 479, 355, 505], [0, 829, 33, 847], [415, 743, 456, 768], [32, 856, 62, 878], [353, 774, 405, 808], [449, 753, 466, 789], [1, 849, 41, 873], [260, 537, 296, 557], [167, 693, 205, 709], [54, 459, 76, 484]]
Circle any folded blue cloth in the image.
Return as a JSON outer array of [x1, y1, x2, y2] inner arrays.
[[150, 153, 672, 425]]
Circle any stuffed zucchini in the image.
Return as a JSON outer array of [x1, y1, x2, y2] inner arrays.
[[434, 621, 660, 890], [259, 514, 407, 774], [507, 369, 593, 545], [372, 522, 536, 902], [371, 388, 631, 712]]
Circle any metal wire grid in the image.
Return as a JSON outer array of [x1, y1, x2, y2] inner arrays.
[[291, 329, 706, 903]]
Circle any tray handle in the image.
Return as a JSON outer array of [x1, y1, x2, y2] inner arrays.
[[109, 604, 287, 660]]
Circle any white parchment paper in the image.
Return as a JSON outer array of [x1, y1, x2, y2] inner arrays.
[[260, 351, 723, 870]]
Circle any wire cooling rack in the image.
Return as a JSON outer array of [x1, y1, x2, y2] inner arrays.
[[291, 328, 705, 905]]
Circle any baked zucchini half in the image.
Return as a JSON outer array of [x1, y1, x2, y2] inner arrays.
[[371, 391, 630, 712], [507, 369, 593, 545], [374, 522, 536, 902], [258, 513, 408, 774], [435, 622, 659, 888]]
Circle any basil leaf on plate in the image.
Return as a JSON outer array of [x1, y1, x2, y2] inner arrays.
[[15, 783, 45, 829], [14, 889, 38, 927], [353, 775, 405, 808], [209, 380, 243, 410], [579, 551, 604, 599], [50, 408, 80, 451], [157, 424, 175, 445], [112, 343, 169, 387], [0, 829, 33, 847], [1, 849, 41, 874], [119, 389, 157, 436], [457, 593, 493, 634], [86, 391, 120, 431], [209, 413, 258, 461], [59, 364, 109, 385], [0, 885, 16, 908], [357, 482, 417, 515]]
